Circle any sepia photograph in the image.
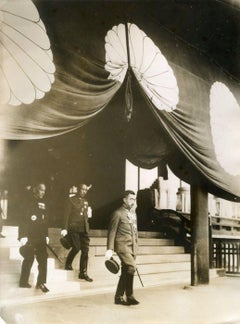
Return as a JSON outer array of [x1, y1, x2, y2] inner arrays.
[[0, 0, 240, 323]]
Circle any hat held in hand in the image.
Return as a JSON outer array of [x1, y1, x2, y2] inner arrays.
[[19, 244, 34, 257], [60, 235, 72, 250], [105, 257, 120, 274]]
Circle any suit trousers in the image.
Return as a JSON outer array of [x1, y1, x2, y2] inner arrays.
[[66, 231, 90, 273], [115, 252, 136, 297], [19, 243, 48, 285]]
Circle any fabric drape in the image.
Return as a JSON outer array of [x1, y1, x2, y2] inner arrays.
[[0, 0, 239, 202]]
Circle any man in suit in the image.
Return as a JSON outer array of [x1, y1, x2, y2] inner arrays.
[[61, 183, 93, 282], [105, 190, 139, 306], [18, 183, 49, 293]]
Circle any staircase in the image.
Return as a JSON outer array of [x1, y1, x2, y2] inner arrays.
[[0, 226, 192, 306]]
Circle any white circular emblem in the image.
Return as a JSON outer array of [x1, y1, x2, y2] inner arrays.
[[210, 82, 240, 176], [31, 215, 37, 221]]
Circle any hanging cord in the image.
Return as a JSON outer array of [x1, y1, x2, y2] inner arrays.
[[124, 22, 133, 122], [125, 71, 133, 122]]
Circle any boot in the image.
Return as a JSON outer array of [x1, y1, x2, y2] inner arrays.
[[78, 273, 93, 282], [115, 272, 126, 297], [126, 273, 139, 305], [65, 264, 73, 270], [114, 296, 129, 306], [65, 248, 77, 270], [114, 272, 129, 305], [126, 295, 139, 305], [79, 252, 93, 281]]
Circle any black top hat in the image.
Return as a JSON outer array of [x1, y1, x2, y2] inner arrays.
[[105, 257, 120, 274], [60, 235, 72, 250], [19, 244, 34, 258]]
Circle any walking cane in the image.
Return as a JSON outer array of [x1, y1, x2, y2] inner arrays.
[[46, 244, 64, 264], [136, 267, 144, 287]]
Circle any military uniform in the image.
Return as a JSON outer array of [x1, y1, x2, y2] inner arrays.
[[107, 206, 138, 301], [63, 195, 91, 276]]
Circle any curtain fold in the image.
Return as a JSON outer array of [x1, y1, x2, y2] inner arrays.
[[123, 72, 240, 201], [0, 0, 239, 202], [0, 55, 121, 139]]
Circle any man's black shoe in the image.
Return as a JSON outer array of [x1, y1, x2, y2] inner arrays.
[[19, 283, 31, 288], [126, 296, 140, 305], [65, 264, 73, 270], [36, 283, 49, 293], [114, 296, 130, 306], [78, 273, 93, 282]]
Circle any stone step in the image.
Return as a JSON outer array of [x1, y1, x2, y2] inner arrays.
[[0, 258, 57, 275], [0, 237, 19, 247], [136, 270, 190, 287], [95, 245, 185, 256], [89, 237, 174, 246], [1, 244, 187, 269], [0, 265, 191, 289], [136, 253, 190, 264], [49, 228, 165, 239], [138, 261, 190, 274], [91, 254, 190, 268], [80, 254, 191, 268], [42, 245, 185, 260], [1, 268, 221, 307], [2, 226, 165, 239], [1, 246, 190, 283], [0, 226, 194, 307], [0, 276, 85, 305], [1, 226, 170, 247], [138, 238, 174, 246], [2, 244, 190, 263], [0, 260, 21, 274], [1, 254, 191, 279], [1, 226, 18, 236]]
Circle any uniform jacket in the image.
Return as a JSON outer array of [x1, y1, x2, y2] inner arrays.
[[107, 206, 138, 255], [62, 195, 90, 233], [18, 196, 48, 243]]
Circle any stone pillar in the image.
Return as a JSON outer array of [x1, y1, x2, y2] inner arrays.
[[191, 184, 209, 285]]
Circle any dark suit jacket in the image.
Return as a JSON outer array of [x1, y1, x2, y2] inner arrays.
[[18, 196, 48, 243], [107, 206, 138, 255]]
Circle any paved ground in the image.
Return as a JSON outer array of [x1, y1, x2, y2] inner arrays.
[[1, 276, 240, 324]]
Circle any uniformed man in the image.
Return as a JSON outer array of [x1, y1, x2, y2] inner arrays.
[[18, 183, 49, 292], [61, 183, 93, 282], [105, 190, 139, 306]]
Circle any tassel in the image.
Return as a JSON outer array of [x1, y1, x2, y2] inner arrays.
[[125, 71, 133, 122]]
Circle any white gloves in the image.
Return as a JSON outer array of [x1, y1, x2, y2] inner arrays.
[[105, 249, 113, 260], [87, 206, 92, 218], [46, 237, 50, 245], [20, 237, 28, 246], [61, 229, 67, 236]]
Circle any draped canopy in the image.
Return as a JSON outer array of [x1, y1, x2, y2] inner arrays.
[[0, 0, 240, 202]]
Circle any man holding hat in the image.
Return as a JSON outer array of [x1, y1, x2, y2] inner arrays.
[[61, 183, 93, 282], [105, 190, 139, 306], [18, 183, 49, 293]]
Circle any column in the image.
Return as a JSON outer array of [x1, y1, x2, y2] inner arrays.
[[191, 184, 209, 285]]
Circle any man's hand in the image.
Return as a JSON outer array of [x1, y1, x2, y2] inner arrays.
[[87, 206, 92, 218], [61, 229, 67, 236], [20, 237, 28, 246], [46, 237, 50, 245], [105, 249, 113, 260]]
